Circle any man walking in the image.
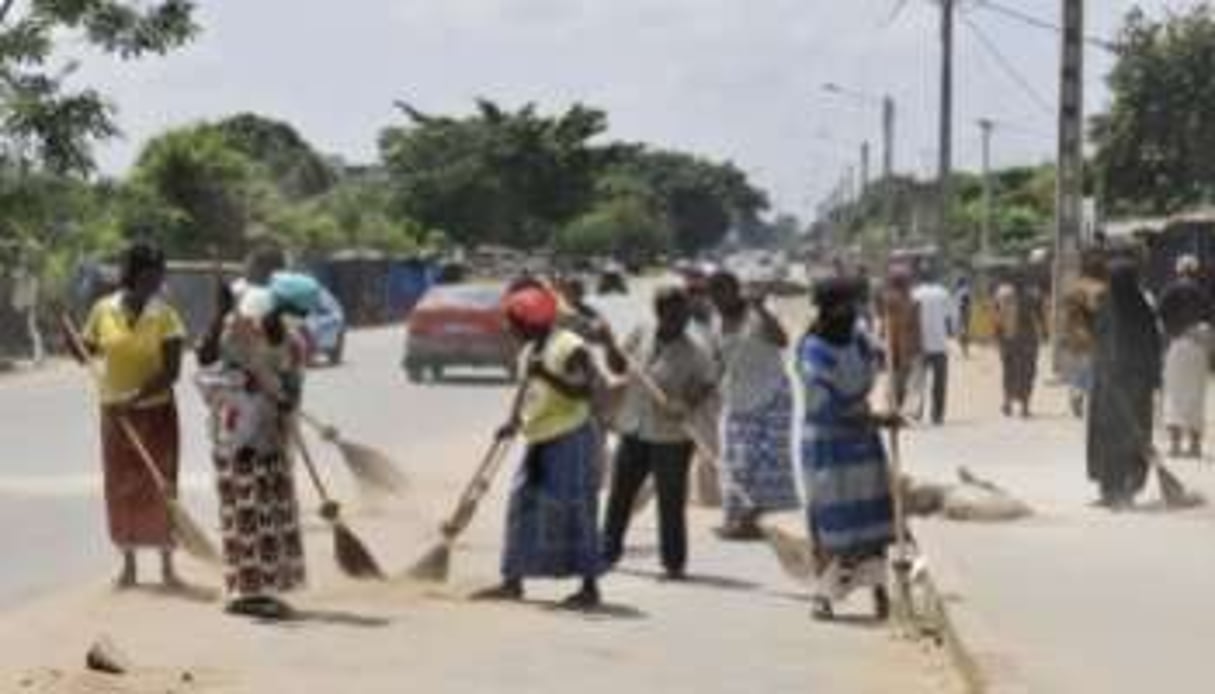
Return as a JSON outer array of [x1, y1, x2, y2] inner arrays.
[[912, 270, 955, 425]]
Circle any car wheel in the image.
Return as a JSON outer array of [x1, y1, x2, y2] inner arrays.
[[406, 365, 425, 383], [329, 332, 345, 365], [430, 365, 444, 382]]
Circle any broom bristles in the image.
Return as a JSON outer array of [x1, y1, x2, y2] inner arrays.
[[338, 441, 408, 495], [760, 525, 816, 581], [333, 521, 385, 580], [169, 501, 222, 566], [407, 541, 452, 582], [1157, 460, 1206, 509]]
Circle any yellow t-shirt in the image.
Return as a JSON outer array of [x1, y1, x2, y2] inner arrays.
[[83, 293, 186, 406], [520, 329, 591, 443]]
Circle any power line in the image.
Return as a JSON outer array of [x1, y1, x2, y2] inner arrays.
[[970, 0, 1120, 52], [961, 12, 1055, 117]]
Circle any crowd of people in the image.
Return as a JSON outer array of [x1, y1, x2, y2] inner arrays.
[[69, 238, 1213, 623]]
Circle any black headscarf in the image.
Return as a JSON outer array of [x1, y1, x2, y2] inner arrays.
[[811, 277, 860, 345]]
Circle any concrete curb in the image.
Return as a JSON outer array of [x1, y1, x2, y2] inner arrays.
[[914, 530, 1036, 694]]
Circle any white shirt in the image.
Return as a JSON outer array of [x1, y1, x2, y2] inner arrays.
[[913, 283, 955, 355]]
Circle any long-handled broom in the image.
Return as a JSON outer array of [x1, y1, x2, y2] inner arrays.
[[205, 256, 409, 498], [408, 378, 530, 582], [290, 424, 385, 579], [59, 314, 221, 567], [297, 411, 408, 496]]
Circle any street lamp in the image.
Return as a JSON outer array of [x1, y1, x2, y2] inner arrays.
[[821, 83, 896, 181]]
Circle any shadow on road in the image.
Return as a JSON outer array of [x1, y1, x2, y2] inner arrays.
[[614, 567, 761, 593]]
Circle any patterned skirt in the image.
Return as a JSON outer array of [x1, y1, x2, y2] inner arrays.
[[722, 386, 800, 521], [501, 423, 602, 580], [215, 447, 307, 597]]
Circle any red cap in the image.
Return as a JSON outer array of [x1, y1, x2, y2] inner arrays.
[[504, 287, 558, 330]]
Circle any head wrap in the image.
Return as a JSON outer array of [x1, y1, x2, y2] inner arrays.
[[269, 272, 322, 314], [504, 287, 559, 330], [1177, 254, 1200, 277]]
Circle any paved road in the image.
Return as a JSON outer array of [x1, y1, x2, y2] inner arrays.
[[0, 290, 960, 692]]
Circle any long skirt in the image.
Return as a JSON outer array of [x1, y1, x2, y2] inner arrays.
[[1164, 327, 1210, 433], [802, 423, 894, 601], [1087, 377, 1153, 501], [722, 386, 800, 522], [1000, 339, 1038, 402], [100, 401, 179, 549], [502, 423, 602, 580], [215, 447, 307, 597]]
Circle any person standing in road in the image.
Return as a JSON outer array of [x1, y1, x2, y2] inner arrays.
[[994, 274, 1046, 418], [1158, 255, 1211, 459], [707, 271, 800, 539], [1060, 253, 1108, 418], [475, 287, 604, 609], [194, 275, 318, 618], [11, 247, 43, 364], [912, 270, 955, 425], [70, 242, 185, 590], [953, 277, 972, 358], [797, 278, 898, 621], [600, 287, 718, 579], [1088, 261, 1163, 508]]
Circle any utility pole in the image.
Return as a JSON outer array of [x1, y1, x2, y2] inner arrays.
[[979, 119, 995, 259], [937, 0, 955, 252], [882, 96, 896, 182], [1053, 0, 1085, 370], [860, 141, 872, 194]]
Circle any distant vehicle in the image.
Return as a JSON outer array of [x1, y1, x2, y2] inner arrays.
[[403, 283, 519, 382], [305, 285, 347, 366]]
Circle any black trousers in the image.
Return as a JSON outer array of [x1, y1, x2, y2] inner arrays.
[[923, 352, 949, 424], [602, 435, 694, 574]]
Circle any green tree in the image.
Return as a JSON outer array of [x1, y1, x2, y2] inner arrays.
[[379, 100, 609, 248], [129, 125, 256, 255], [211, 113, 336, 199], [556, 196, 672, 259], [1094, 5, 1215, 215], [0, 0, 197, 175], [603, 148, 769, 253]]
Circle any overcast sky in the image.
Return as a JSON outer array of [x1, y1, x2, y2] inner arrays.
[[72, 0, 1194, 218]]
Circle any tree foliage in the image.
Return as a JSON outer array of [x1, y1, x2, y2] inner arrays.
[[1094, 5, 1215, 215], [0, 0, 197, 174]]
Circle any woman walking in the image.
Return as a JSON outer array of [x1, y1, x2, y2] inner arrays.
[[196, 273, 320, 616], [994, 276, 1045, 417], [475, 287, 604, 609], [1088, 262, 1163, 508], [1159, 256, 1211, 458], [798, 279, 898, 620], [74, 242, 185, 589], [708, 271, 800, 540]]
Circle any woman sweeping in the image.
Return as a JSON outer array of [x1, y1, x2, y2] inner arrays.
[[798, 279, 899, 620], [708, 271, 800, 540], [74, 242, 185, 590], [196, 273, 320, 616], [1088, 262, 1163, 508], [474, 287, 604, 609]]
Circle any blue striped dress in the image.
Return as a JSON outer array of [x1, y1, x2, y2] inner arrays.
[[797, 332, 894, 561]]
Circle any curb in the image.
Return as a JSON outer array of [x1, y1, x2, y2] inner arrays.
[[913, 531, 1036, 694]]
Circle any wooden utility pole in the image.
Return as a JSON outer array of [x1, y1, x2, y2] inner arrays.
[[1053, 0, 1084, 368], [938, 0, 955, 251], [979, 119, 995, 259]]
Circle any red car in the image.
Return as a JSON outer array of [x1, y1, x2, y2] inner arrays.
[[403, 283, 520, 382]]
